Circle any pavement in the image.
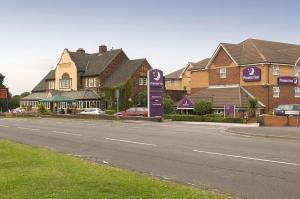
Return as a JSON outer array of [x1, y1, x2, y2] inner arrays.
[[0, 118, 300, 199], [227, 126, 300, 140]]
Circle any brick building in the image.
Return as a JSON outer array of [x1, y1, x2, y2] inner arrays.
[[173, 39, 300, 114], [21, 45, 152, 111]]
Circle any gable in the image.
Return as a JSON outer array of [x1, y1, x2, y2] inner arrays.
[[209, 46, 237, 69]]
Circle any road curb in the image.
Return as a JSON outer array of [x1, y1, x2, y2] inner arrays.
[[225, 129, 300, 140]]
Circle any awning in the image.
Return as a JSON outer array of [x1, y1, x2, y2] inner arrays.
[[39, 95, 75, 102], [177, 96, 194, 109]]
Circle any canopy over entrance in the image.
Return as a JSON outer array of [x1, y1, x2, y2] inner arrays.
[[177, 96, 194, 109], [39, 95, 75, 102]]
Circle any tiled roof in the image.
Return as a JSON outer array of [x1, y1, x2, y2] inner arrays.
[[190, 86, 265, 108], [22, 90, 100, 101], [69, 49, 124, 76], [220, 38, 300, 66], [102, 59, 146, 88], [189, 58, 210, 70], [32, 70, 55, 92], [165, 67, 185, 80]]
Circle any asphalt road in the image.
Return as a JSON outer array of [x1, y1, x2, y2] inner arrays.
[[0, 118, 299, 199]]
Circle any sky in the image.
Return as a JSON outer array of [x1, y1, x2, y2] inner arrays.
[[1, 0, 300, 95]]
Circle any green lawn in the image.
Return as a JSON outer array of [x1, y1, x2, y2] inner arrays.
[[0, 140, 229, 199]]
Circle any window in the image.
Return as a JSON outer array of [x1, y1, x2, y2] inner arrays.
[[272, 65, 280, 76], [273, 87, 280, 98], [295, 87, 300, 98], [139, 77, 147, 85], [60, 79, 71, 89], [295, 66, 300, 76], [48, 81, 55, 90], [60, 73, 71, 89], [86, 77, 97, 87], [220, 67, 227, 79]]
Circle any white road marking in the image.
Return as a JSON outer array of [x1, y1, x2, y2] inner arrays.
[[193, 149, 300, 166], [52, 131, 83, 137], [17, 127, 40, 131], [0, 125, 9, 128], [105, 137, 157, 147]]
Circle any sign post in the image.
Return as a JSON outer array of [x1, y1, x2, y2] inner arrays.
[[147, 69, 164, 118], [115, 89, 120, 113]]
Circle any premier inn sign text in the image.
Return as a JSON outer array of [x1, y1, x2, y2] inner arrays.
[[242, 67, 261, 82]]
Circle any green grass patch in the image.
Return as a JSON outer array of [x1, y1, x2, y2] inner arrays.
[[0, 140, 229, 199]]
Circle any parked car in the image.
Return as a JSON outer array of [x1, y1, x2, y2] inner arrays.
[[274, 104, 300, 116], [79, 108, 105, 115], [12, 108, 25, 114], [114, 107, 148, 117]]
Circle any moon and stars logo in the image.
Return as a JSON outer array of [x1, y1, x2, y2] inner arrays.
[[294, 78, 298, 85], [152, 71, 161, 81], [248, 67, 255, 76]]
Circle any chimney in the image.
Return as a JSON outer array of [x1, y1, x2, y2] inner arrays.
[[99, 45, 107, 54], [76, 48, 85, 53]]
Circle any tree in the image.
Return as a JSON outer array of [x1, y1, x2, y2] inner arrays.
[[134, 90, 147, 107], [247, 97, 259, 117], [194, 100, 212, 115], [163, 94, 175, 114]]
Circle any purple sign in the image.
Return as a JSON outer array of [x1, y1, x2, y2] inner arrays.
[[277, 76, 298, 85], [243, 67, 261, 82], [177, 96, 193, 109], [148, 69, 164, 117], [224, 104, 235, 114]]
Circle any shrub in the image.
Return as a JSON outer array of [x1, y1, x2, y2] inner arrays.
[[247, 97, 259, 117], [37, 104, 48, 115], [163, 94, 176, 114], [194, 101, 212, 115], [105, 110, 116, 115], [164, 114, 243, 123]]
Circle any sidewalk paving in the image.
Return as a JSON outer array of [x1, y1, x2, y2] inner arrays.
[[168, 121, 259, 127], [227, 127, 300, 140]]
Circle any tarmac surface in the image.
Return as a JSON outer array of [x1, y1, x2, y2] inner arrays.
[[0, 118, 299, 199]]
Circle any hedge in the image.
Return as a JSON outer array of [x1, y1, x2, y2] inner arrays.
[[164, 114, 243, 123]]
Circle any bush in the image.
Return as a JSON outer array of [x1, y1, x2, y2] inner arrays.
[[194, 101, 212, 115], [163, 94, 175, 114], [37, 104, 48, 115], [164, 114, 243, 123], [105, 110, 116, 115]]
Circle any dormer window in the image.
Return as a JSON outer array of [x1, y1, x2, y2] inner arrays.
[[60, 73, 71, 89], [220, 67, 227, 79]]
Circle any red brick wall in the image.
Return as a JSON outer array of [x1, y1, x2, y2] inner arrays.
[[243, 85, 300, 112], [130, 60, 152, 97], [211, 48, 235, 68], [209, 67, 240, 85], [260, 115, 300, 126]]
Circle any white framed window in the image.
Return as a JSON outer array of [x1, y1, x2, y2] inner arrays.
[[85, 78, 97, 88], [139, 77, 147, 85], [220, 67, 227, 79], [60, 79, 71, 89], [295, 66, 300, 76], [273, 87, 280, 98], [272, 65, 280, 76], [295, 87, 300, 98], [49, 81, 55, 90]]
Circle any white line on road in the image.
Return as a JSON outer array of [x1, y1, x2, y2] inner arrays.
[[0, 125, 9, 128], [105, 137, 157, 147], [193, 149, 300, 166], [52, 131, 83, 137], [17, 127, 40, 131]]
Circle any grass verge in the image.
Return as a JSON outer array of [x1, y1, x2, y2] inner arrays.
[[0, 140, 229, 199]]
